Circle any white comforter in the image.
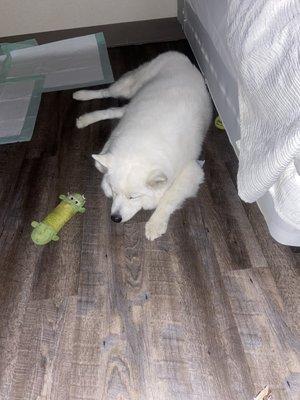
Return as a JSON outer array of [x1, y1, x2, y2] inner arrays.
[[227, 0, 300, 208], [187, 0, 300, 228]]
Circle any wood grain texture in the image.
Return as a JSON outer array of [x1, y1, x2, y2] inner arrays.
[[223, 268, 300, 400], [0, 40, 299, 400]]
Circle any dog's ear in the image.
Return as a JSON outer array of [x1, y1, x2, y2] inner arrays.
[[146, 170, 168, 189], [92, 154, 112, 173]]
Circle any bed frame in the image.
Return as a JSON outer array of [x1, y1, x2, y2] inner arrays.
[[178, 0, 300, 246]]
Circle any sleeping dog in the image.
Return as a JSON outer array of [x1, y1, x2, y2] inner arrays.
[[73, 51, 212, 240]]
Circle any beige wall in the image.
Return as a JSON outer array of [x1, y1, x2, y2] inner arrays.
[[0, 0, 177, 37]]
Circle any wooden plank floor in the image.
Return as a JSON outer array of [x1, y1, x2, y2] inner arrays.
[[0, 40, 299, 400]]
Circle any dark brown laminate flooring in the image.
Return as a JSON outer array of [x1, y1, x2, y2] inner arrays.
[[0, 40, 299, 400]]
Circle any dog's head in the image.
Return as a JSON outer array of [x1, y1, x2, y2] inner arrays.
[[92, 153, 168, 222]]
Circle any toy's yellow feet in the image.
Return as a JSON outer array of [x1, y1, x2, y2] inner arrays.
[[215, 115, 225, 130], [31, 221, 59, 245]]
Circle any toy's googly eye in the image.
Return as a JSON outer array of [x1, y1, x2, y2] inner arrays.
[[70, 196, 74, 200], [75, 200, 80, 205]]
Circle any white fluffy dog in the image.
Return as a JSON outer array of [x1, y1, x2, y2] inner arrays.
[[73, 51, 212, 240]]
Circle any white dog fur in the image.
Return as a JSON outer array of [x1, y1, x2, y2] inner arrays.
[[73, 51, 212, 240]]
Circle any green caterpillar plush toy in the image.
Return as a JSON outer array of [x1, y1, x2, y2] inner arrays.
[[31, 193, 86, 245]]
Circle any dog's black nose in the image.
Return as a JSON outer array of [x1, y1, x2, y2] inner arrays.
[[111, 214, 122, 223]]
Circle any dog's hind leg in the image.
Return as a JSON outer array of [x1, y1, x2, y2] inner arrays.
[[76, 106, 126, 129], [73, 61, 153, 101], [145, 160, 204, 240]]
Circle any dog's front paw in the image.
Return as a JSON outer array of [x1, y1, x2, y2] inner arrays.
[[145, 218, 168, 241], [76, 115, 91, 129], [73, 90, 91, 101]]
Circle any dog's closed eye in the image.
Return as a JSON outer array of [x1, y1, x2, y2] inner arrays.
[[128, 194, 142, 200]]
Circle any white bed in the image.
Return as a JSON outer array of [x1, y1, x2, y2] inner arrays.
[[178, 0, 300, 246]]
